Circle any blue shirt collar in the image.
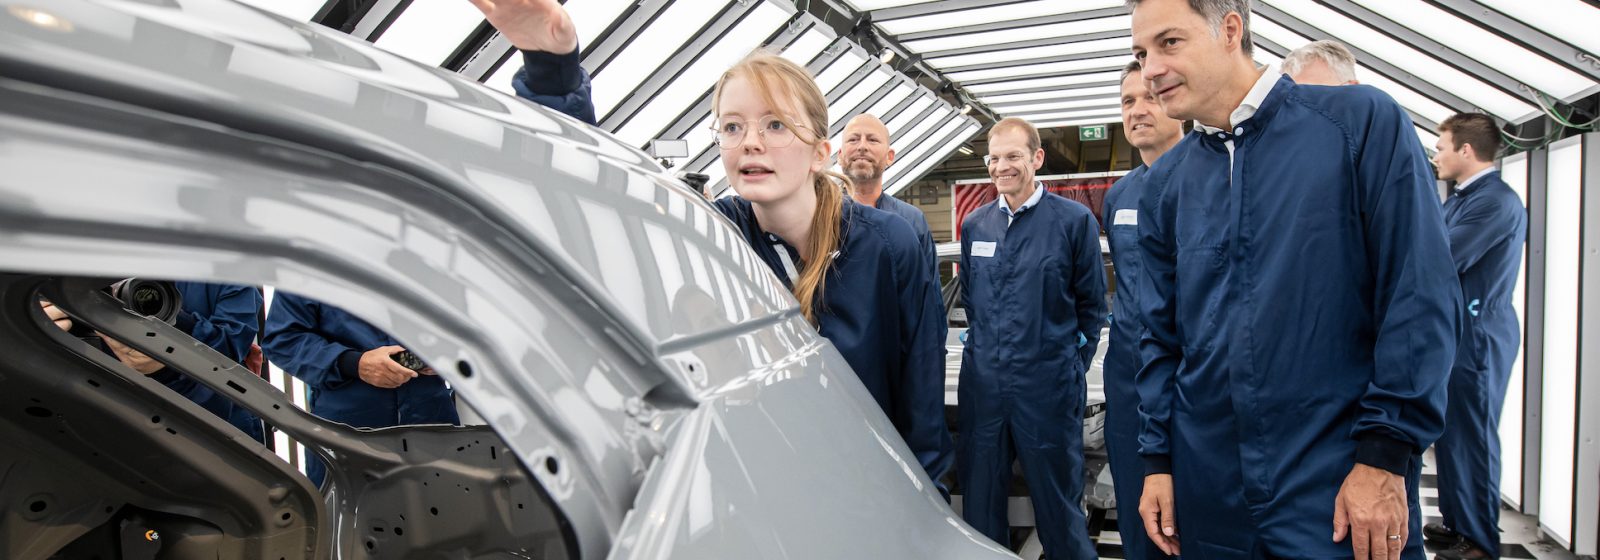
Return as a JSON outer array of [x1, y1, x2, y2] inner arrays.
[[998, 181, 1046, 218]]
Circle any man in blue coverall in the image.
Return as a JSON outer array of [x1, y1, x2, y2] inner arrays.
[[840, 114, 938, 272], [1127, 1, 1461, 559], [45, 282, 266, 442], [265, 0, 598, 488], [1425, 112, 1526, 560], [1102, 59, 1183, 560], [958, 117, 1107, 559]]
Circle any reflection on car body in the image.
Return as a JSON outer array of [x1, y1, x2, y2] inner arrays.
[[0, 0, 1017, 558]]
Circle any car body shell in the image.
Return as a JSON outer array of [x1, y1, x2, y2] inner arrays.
[[0, 1, 1016, 558]]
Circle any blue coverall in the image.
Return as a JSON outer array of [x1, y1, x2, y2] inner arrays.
[[958, 186, 1106, 559], [1436, 170, 1526, 556], [712, 196, 955, 497], [1102, 165, 1168, 560], [262, 293, 460, 485], [1135, 75, 1460, 558], [148, 282, 265, 442]]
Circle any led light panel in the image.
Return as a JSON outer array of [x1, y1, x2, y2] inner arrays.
[[373, 0, 485, 66], [1350, 0, 1592, 99], [1000, 98, 1122, 115], [614, 2, 788, 146], [927, 36, 1133, 69], [780, 28, 834, 67], [965, 71, 1122, 94], [569, 0, 634, 49], [815, 48, 870, 96], [1260, 0, 1536, 121], [886, 121, 979, 194], [979, 85, 1123, 105], [946, 55, 1128, 83], [1031, 117, 1120, 129], [1499, 153, 1529, 508], [877, 0, 1122, 35], [1007, 108, 1122, 121], [1476, 0, 1600, 60], [886, 118, 967, 185], [591, 0, 728, 118], [1540, 136, 1584, 546], [902, 16, 1131, 54]]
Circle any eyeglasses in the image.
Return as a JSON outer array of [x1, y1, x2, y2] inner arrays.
[[711, 115, 811, 150], [983, 153, 1030, 167]]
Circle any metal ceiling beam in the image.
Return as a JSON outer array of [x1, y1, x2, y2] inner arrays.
[[581, 0, 672, 76], [599, 1, 756, 132], [1315, 0, 1539, 104], [894, 8, 1126, 42], [1253, 37, 1443, 132], [1252, 5, 1480, 120], [1426, 0, 1600, 87]]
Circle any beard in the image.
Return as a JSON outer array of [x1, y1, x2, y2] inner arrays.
[[845, 158, 884, 184]]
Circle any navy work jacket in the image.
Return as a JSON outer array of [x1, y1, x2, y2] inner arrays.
[[959, 189, 1106, 400], [1134, 75, 1461, 481], [148, 282, 264, 441], [1103, 165, 1150, 406], [1443, 170, 1526, 371], [712, 196, 954, 486], [262, 293, 458, 428]]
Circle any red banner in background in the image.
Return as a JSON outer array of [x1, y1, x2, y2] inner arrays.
[[952, 176, 1117, 240]]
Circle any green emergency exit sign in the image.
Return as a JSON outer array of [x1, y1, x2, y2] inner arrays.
[[1079, 125, 1107, 141]]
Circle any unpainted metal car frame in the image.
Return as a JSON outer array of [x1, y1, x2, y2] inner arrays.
[[0, 0, 1017, 558]]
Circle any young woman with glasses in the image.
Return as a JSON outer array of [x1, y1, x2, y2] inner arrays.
[[708, 52, 954, 498]]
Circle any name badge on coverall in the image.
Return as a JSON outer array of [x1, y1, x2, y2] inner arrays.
[[1114, 209, 1138, 226], [972, 241, 997, 258]]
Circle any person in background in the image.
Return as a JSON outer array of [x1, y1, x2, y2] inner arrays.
[[43, 282, 266, 442], [1284, 39, 1360, 86], [958, 117, 1107, 559], [1101, 59, 1184, 560], [706, 52, 954, 498], [1427, 112, 1527, 560], [1127, 0, 1459, 558], [840, 114, 938, 273]]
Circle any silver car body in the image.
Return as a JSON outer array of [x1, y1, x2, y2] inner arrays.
[[0, 0, 1014, 557]]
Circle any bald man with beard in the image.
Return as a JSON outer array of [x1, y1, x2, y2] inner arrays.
[[839, 114, 937, 271]]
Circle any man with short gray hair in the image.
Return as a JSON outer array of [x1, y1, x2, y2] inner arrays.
[[1285, 40, 1360, 85]]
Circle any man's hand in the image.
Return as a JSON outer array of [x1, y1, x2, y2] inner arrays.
[[1140, 473, 1181, 555], [467, 0, 577, 55], [99, 334, 165, 375], [1333, 463, 1409, 560], [359, 345, 418, 389], [39, 299, 72, 331]]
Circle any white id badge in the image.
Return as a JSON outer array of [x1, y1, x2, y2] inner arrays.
[[971, 241, 997, 258], [1114, 208, 1138, 226]]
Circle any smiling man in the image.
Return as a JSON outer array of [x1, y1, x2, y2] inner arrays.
[[1101, 59, 1184, 560], [1126, 1, 1460, 559], [957, 118, 1106, 559], [840, 114, 938, 282]]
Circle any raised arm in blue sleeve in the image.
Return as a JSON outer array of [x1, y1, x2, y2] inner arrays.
[[889, 218, 956, 492], [1135, 170, 1180, 475], [1072, 212, 1108, 371], [512, 47, 596, 125], [1350, 94, 1460, 475], [175, 282, 260, 363], [261, 293, 359, 392]]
